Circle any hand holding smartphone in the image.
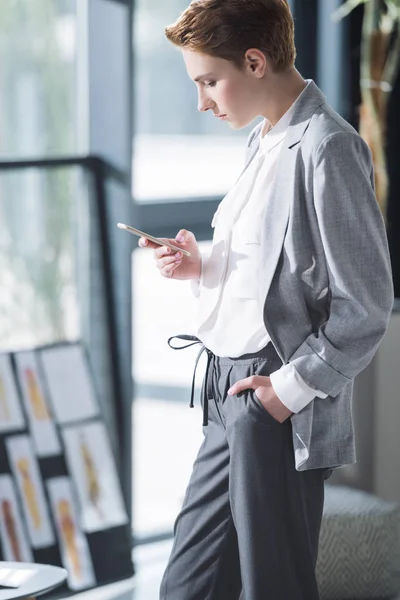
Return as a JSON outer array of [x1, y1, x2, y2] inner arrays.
[[117, 223, 191, 257]]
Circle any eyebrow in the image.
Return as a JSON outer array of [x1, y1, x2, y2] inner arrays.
[[193, 72, 215, 82]]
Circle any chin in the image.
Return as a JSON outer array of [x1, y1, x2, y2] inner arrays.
[[227, 119, 242, 130], [230, 116, 257, 130]]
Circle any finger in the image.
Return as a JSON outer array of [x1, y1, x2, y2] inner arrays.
[[154, 244, 174, 259], [175, 229, 188, 244], [157, 253, 183, 270], [227, 376, 263, 396], [160, 259, 182, 278], [138, 237, 161, 250]]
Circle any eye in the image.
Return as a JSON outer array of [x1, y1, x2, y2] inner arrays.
[[204, 81, 217, 88]]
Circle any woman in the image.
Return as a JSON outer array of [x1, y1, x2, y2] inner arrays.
[[139, 1, 394, 598]]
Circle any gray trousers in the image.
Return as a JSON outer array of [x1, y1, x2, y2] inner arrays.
[[160, 341, 328, 600]]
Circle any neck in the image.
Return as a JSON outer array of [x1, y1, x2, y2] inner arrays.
[[260, 68, 307, 130]]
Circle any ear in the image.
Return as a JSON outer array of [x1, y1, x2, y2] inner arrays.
[[244, 49, 268, 77]]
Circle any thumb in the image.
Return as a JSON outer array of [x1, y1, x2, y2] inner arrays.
[[175, 229, 190, 243]]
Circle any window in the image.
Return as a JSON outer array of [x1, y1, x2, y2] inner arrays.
[[0, 167, 83, 350], [0, 0, 80, 348], [133, 0, 254, 201], [0, 0, 78, 158]]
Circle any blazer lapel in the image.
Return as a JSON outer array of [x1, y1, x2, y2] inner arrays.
[[258, 81, 326, 302], [258, 140, 298, 302], [197, 81, 326, 327]]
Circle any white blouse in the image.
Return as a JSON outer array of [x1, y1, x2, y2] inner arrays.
[[191, 90, 327, 414]]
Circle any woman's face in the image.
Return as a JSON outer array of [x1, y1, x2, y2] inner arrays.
[[182, 50, 263, 130]]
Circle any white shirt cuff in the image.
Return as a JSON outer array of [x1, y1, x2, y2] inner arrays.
[[269, 362, 328, 413]]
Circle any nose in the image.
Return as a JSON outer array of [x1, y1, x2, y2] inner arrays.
[[197, 90, 215, 113]]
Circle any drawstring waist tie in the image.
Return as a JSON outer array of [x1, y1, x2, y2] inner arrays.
[[167, 334, 213, 426], [167, 335, 278, 426]]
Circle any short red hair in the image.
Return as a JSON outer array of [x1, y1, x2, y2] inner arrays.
[[165, 0, 296, 72]]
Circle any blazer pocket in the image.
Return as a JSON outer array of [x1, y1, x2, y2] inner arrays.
[[229, 238, 261, 299]]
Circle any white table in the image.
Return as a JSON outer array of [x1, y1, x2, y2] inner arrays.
[[0, 562, 67, 600]]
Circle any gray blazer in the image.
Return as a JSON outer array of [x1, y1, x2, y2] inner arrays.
[[244, 81, 394, 471]]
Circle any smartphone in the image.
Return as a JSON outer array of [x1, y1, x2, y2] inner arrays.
[[117, 223, 191, 257]]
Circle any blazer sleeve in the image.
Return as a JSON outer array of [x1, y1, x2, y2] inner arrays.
[[288, 130, 394, 398]]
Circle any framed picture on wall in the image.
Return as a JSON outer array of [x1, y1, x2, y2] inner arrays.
[[0, 474, 33, 562], [39, 344, 100, 425], [62, 422, 128, 532], [14, 351, 61, 457], [6, 435, 55, 548], [47, 477, 96, 590], [0, 354, 25, 433]]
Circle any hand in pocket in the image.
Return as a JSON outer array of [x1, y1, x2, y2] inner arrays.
[[228, 375, 293, 423]]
